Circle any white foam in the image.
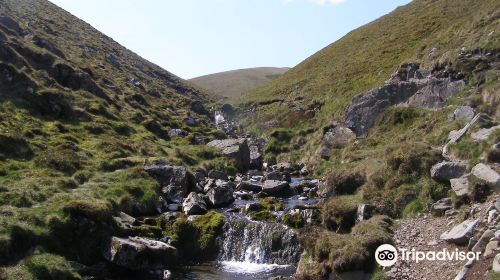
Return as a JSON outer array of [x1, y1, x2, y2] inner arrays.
[[219, 261, 289, 274]]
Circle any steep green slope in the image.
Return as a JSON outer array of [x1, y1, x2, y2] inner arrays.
[[190, 67, 289, 99], [0, 0, 231, 277], [238, 0, 499, 158]]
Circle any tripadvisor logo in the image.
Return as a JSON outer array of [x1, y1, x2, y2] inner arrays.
[[374, 244, 481, 267]]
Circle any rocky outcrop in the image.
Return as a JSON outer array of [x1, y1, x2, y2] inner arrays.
[[104, 237, 177, 270], [207, 139, 250, 171], [182, 192, 207, 215], [430, 161, 467, 181], [346, 63, 465, 137]]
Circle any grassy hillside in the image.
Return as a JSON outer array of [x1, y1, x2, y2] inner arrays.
[[0, 0, 233, 277], [237, 0, 499, 161], [190, 67, 289, 99]]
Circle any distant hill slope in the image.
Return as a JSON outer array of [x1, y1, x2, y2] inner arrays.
[[238, 0, 499, 159], [190, 67, 289, 98]]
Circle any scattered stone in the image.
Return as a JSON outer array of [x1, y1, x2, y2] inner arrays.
[[489, 210, 498, 224], [104, 237, 177, 270], [431, 198, 453, 216], [471, 125, 500, 141], [471, 229, 494, 253], [445, 209, 459, 217], [493, 254, 500, 272], [167, 129, 188, 138], [113, 212, 138, 231], [484, 240, 499, 257], [182, 192, 207, 215], [440, 219, 479, 245], [430, 161, 467, 181]]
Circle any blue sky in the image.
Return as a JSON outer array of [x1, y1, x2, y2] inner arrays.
[[49, 0, 411, 79]]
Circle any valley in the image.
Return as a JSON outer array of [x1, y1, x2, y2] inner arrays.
[[0, 0, 499, 280]]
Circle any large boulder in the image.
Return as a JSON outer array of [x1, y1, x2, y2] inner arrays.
[[182, 192, 207, 215], [471, 163, 500, 192], [430, 161, 467, 181], [262, 180, 289, 195], [440, 219, 479, 245], [144, 162, 195, 203], [207, 185, 234, 207], [207, 139, 250, 172], [104, 236, 177, 270]]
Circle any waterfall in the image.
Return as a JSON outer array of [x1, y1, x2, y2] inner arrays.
[[219, 216, 302, 266], [215, 111, 225, 125]]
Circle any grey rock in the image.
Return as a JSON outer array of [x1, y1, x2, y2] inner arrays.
[[472, 229, 494, 253], [262, 180, 289, 195], [167, 129, 188, 138], [144, 163, 194, 203], [440, 219, 479, 245], [471, 163, 500, 192], [430, 161, 467, 181], [471, 125, 500, 141], [323, 125, 356, 148], [431, 198, 453, 217], [448, 106, 475, 121], [208, 170, 229, 181], [245, 202, 264, 212], [207, 139, 250, 171], [207, 185, 234, 207], [237, 181, 262, 193], [183, 117, 198, 127], [182, 192, 207, 215], [450, 175, 471, 198], [265, 171, 283, 181], [113, 212, 138, 231], [494, 254, 500, 272], [104, 236, 177, 270], [484, 240, 499, 257]]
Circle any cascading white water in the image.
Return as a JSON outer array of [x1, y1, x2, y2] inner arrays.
[[218, 215, 302, 274], [214, 110, 225, 125]]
